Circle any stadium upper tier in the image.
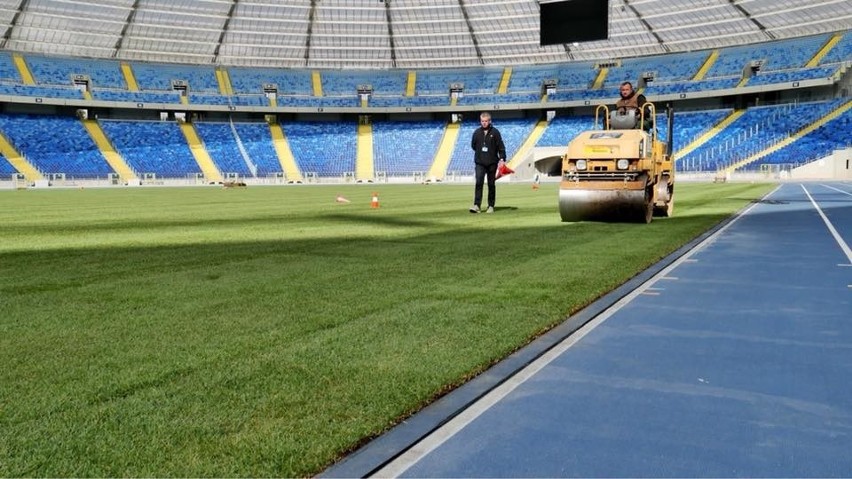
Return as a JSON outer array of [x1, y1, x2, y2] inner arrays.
[[0, 0, 849, 68], [0, 98, 848, 180], [0, 31, 848, 109]]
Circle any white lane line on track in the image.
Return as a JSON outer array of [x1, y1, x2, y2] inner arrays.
[[801, 184, 852, 265], [821, 184, 852, 197], [371, 189, 777, 478]]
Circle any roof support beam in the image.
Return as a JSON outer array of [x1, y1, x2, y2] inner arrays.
[[115, 0, 141, 57], [1, 0, 31, 49], [213, 0, 238, 64], [457, 0, 484, 65], [729, 0, 774, 40], [385, 0, 396, 68]]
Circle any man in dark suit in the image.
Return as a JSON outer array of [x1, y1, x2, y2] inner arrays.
[[469, 112, 506, 214]]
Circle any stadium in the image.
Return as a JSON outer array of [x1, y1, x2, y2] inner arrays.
[[0, 0, 850, 476]]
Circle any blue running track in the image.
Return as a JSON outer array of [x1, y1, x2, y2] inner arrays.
[[324, 182, 852, 478]]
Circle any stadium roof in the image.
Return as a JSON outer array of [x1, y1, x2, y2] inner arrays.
[[0, 0, 850, 68]]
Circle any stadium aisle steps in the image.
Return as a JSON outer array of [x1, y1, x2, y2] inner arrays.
[[356, 122, 374, 181], [178, 122, 223, 182], [807, 33, 844, 67], [592, 67, 608, 89], [121, 63, 139, 91], [12, 54, 34, 85], [508, 120, 548, 169], [216, 68, 233, 95], [736, 76, 749, 87], [427, 122, 461, 179], [497, 67, 512, 94], [82, 119, 136, 181], [406, 71, 416, 97], [312, 71, 323, 96], [693, 50, 719, 80], [675, 109, 745, 160], [269, 123, 303, 182], [727, 99, 852, 172], [0, 130, 42, 180]]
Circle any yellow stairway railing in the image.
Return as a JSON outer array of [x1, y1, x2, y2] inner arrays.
[[269, 123, 303, 182], [426, 122, 461, 179], [0, 130, 42, 180], [356, 122, 374, 181], [178, 122, 223, 182], [82, 119, 136, 181], [508, 120, 548, 169]]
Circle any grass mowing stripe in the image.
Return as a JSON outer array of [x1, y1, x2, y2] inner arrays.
[[0, 182, 774, 476]]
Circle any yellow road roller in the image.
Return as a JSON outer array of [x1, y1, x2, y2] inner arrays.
[[552, 103, 674, 223]]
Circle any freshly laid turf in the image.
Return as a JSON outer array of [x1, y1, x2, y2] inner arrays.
[[0, 182, 773, 477]]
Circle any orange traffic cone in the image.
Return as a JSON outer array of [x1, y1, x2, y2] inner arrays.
[[495, 163, 514, 180], [370, 192, 380, 208], [336, 195, 351, 203]]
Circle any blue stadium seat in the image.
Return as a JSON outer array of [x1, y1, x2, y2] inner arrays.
[[323, 70, 407, 96], [0, 84, 83, 99], [228, 67, 313, 95], [93, 90, 182, 104], [679, 98, 846, 170], [282, 121, 357, 177], [231, 123, 283, 177], [131, 62, 219, 92], [372, 121, 445, 175], [0, 114, 112, 178], [750, 106, 852, 168], [536, 116, 595, 147], [27, 55, 125, 88], [99, 120, 200, 178], [416, 68, 503, 95], [194, 123, 253, 176], [0, 52, 21, 83]]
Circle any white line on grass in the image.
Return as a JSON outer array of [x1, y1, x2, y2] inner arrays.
[[802, 184, 852, 265], [371, 190, 773, 478]]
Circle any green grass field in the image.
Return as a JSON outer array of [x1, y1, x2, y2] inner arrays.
[[0, 181, 773, 477]]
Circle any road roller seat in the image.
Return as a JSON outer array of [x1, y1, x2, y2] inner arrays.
[[609, 109, 640, 130]]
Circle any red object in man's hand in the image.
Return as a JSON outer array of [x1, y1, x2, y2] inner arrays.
[[495, 163, 514, 180]]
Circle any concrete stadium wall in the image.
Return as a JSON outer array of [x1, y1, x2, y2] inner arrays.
[[791, 148, 852, 180]]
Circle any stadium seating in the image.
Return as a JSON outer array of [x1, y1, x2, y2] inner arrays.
[[0, 51, 18, 83], [605, 51, 708, 88], [99, 120, 200, 178], [706, 34, 830, 78], [457, 93, 540, 105], [416, 68, 503, 95], [322, 70, 407, 96], [0, 152, 19, 177], [228, 68, 313, 95], [536, 116, 595, 147], [0, 113, 112, 178], [282, 121, 357, 176], [0, 84, 83, 99], [371, 120, 445, 175], [445, 120, 481, 175], [27, 54, 125, 89], [750, 106, 852, 167], [820, 32, 851, 65], [369, 95, 448, 107], [679, 99, 845, 170], [92, 90, 182, 103], [231, 123, 284, 177], [194, 123, 254, 176], [509, 63, 598, 93], [131, 62, 219, 92]]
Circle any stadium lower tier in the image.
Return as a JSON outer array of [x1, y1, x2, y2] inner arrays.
[[0, 99, 849, 180]]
